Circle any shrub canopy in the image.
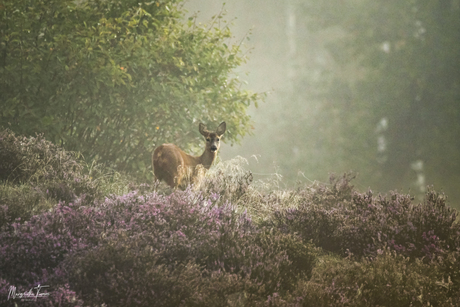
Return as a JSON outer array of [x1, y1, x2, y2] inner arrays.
[[0, 0, 260, 178]]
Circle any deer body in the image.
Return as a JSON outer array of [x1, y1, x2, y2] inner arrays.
[[152, 122, 226, 188]]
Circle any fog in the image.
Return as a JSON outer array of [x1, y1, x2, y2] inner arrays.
[[184, 1, 307, 175], [185, 0, 460, 209]]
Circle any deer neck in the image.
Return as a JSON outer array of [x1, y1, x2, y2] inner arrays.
[[198, 149, 216, 169]]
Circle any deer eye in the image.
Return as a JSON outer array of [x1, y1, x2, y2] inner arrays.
[[216, 138, 220, 142], [206, 138, 210, 142]]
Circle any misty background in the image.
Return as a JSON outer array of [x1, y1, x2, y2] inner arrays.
[[1, 0, 458, 209], [184, 0, 460, 208]]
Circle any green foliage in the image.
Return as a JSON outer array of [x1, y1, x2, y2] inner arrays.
[[294, 250, 457, 307], [0, 128, 131, 227], [263, 0, 460, 206], [0, 184, 54, 229], [0, 0, 260, 178], [325, 1, 460, 199]]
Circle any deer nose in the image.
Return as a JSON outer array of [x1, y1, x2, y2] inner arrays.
[[210, 145, 218, 152]]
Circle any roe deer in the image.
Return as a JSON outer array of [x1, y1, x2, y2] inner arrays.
[[152, 122, 226, 188]]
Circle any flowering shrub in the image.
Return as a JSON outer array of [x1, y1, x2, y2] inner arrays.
[[289, 249, 458, 307], [0, 184, 54, 230], [268, 174, 460, 304], [273, 174, 460, 261], [0, 129, 93, 188], [1, 131, 459, 305], [0, 188, 317, 306], [197, 156, 254, 205], [0, 129, 110, 227]]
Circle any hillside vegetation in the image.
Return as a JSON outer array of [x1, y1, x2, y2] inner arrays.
[[1, 129, 459, 306], [0, 0, 260, 179]]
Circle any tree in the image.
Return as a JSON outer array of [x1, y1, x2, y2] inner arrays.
[[0, 0, 260, 178], [268, 0, 460, 205]]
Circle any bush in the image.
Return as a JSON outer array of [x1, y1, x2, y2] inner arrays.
[[1, 131, 459, 305], [0, 129, 99, 197], [294, 250, 458, 307], [0, 129, 105, 227], [273, 173, 460, 261], [0, 184, 54, 230], [196, 156, 299, 224], [0, 0, 260, 178], [197, 156, 254, 205], [0, 187, 317, 306]]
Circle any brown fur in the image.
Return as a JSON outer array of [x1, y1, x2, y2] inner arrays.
[[152, 122, 226, 188]]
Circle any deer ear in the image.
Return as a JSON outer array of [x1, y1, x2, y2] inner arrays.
[[216, 122, 226, 136], [199, 123, 207, 136]]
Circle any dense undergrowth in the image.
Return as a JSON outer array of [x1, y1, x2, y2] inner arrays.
[[1, 128, 459, 306]]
